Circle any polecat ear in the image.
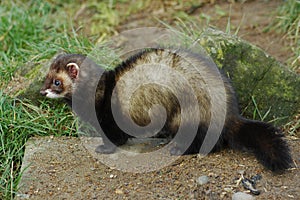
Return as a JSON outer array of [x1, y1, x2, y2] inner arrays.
[[66, 62, 79, 79]]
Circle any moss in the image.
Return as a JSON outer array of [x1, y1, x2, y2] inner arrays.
[[200, 28, 300, 125]]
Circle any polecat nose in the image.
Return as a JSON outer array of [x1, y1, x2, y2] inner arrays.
[[40, 90, 47, 96]]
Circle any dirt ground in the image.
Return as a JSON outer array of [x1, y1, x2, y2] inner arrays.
[[18, 0, 299, 199], [18, 136, 299, 200]]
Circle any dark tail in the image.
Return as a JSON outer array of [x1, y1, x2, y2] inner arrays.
[[227, 118, 293, 172]]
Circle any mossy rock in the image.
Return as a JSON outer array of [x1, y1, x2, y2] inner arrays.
[[200, 28, 299, 125]]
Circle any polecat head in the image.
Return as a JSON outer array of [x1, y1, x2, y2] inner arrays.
[[40, 54, 86, 99]]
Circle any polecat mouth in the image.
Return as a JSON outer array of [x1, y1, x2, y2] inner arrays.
[[40, 90, 47, 96], [40, 89, 63, 99]]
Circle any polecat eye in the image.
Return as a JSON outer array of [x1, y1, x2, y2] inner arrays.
[[53, 79, 61, 86]]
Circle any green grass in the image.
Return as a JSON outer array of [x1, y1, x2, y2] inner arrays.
[[0, 1, 93, 86], [269, 0, 300, 135], [0, 0, 120, 199], [0, 93, 77, 198], [269, 0, 300, 70], [250, 96, 271, 122]]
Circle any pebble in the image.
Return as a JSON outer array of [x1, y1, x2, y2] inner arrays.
[[197, 175, 209, 185], [232, 192, 255, 200], [16, 193, 30, 199], [115, 189, 124, 194], [224, 187, 233, 193], [238, 170, 245, 175], [109, 174, 117, 178]]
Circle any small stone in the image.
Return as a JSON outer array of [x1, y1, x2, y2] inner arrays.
[[232, 192, 255, 200], [197, 175, 209, 185], [16, 193, 30, 199], [208, 172, 214, 177], [238, 170, 245, 175], [109, 174, 117, 178], [224, 187, 233, 193], [220, 191, 227, 198], [174, 180, 181, 185], [115, 189, 124, 194]]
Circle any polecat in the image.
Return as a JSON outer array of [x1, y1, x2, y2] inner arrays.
[[40, 48, 292, 171]]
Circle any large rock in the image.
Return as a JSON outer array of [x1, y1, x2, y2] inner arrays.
[[200, 28, 299, 125]]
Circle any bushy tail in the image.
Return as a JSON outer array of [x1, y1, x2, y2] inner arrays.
[[227, 118, 293, 172]]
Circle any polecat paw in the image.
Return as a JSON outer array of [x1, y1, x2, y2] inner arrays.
[[170, 146, 184, 156], [95, 144, 116, 154]]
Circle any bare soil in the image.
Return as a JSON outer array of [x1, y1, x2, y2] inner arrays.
[[18, 136, 299, 200], [18, 0, 299, 199], [117, 0, 295, 66]]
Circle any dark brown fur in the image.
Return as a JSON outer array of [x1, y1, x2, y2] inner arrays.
[[40, 48, 292, 171]]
